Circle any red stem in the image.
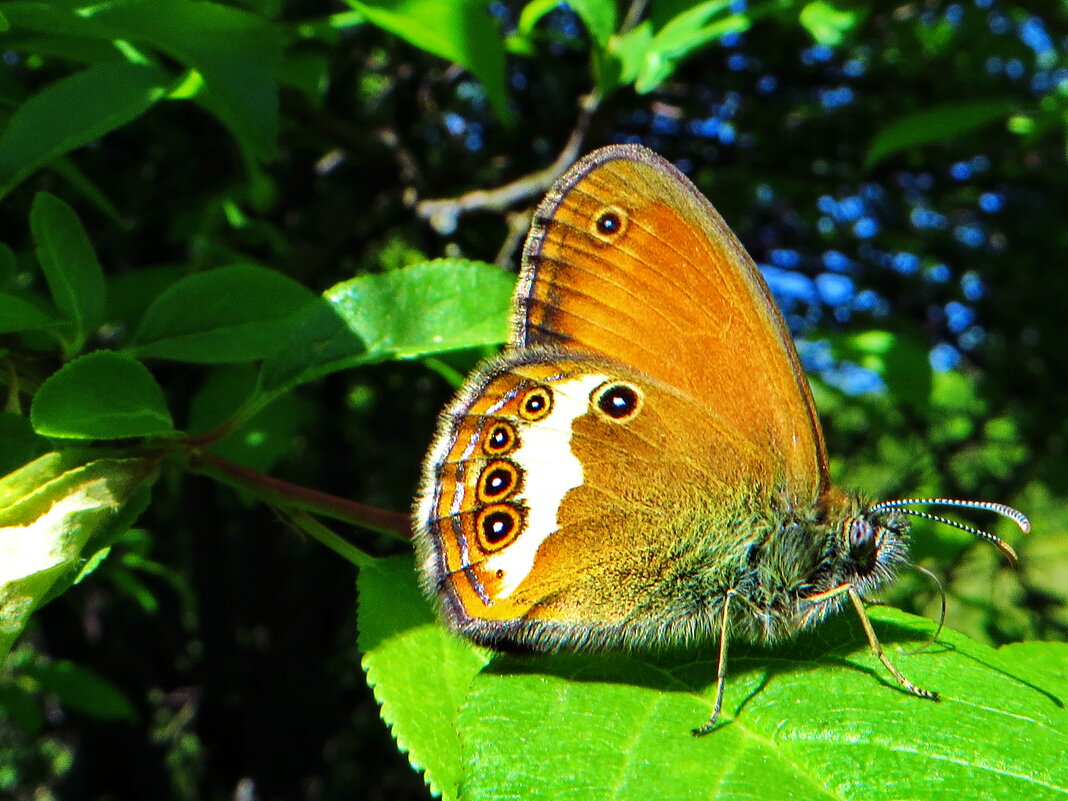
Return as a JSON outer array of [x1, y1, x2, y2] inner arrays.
[[190, 451, 412, 542]]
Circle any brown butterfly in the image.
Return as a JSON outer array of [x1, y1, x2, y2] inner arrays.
[[413, 144, 1028, 734]]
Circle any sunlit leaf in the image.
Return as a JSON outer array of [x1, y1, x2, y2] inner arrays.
[[630, 1, 750, 93], [799, 1, 858, 47], [357, 555, 489, 801], [568, 0, 617, 49], [361, 548, 1067, 800], [325, 259, 512, 360], [0, 453, 160, 660], [347, 0, 510, 122], [31, 352, 175, 440], [259, 259, 512, 396]]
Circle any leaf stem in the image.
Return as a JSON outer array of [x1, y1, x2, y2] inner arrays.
[[188, 451, 411, 542], [285, 511, 377, 568]]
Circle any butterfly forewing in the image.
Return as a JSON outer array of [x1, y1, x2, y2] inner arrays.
[[516, 145, 828, 497]]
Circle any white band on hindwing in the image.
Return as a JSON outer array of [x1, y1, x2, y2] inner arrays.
[[487, 372, 607, 597]]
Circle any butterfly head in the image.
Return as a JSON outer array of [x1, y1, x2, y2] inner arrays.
[[840, 505, 910, 582], [794, 496, 912, 608], [796, 494, 1027, 635]]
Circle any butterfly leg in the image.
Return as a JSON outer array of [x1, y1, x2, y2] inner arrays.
[[692, 589, 735, 737], [847, 586, 938, 702]]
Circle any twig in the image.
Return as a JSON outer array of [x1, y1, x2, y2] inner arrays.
[[416, 92, 601, 235], [621, 0, 649, 33], [495, 209, 534, 267]]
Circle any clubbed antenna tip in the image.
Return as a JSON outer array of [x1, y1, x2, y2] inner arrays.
[[868, 497, 1030, 567]]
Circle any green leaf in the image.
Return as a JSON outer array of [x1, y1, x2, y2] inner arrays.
[[22, 660, 137, 722], [0, 414, 49, 478], [105, 265, 185, 331], [866, 99, 1016, 169], [0, 291, 58, 335], [999, 641, 1068, 684], [568, 0, 618, 50], [0, 453, 160, 661], [516, 0, 560, 41], [1016, 484, 1068, 628], [621, 1, 750, 94], [0, 29, 121, 65], [279, 49, 331, 107], [73, 547, 112, 585], [0, 60, 172, 200], [517, 0, 616, 50], [347, 0, 510, 122], [455, 610, 1067, 800], [610, 21, 654, 87], [799, 1, 858, 47], [48, 156, 129, 226], [326, 259, 513, 360], [254, 295, 367, 398], [357, 555, 489, 800], [364, 551, 1066, 798], [0, 682, 45, 735], [0, 242, 18, 286], [0, 3, 120, 38], [258, 259, 512, 396], [188, 365, 302, 474], [87, 0, 282, 161], [29, 193, 106, 354], [129, 264, 319, 363], [0, 452, 83, 511], [31, 351, 175, 439]]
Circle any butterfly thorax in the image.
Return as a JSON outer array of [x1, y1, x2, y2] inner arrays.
[[725, 489, 911, 644]]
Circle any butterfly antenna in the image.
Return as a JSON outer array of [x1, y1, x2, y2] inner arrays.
[[868, 497, 1029, 568], [903, 563, 946, 655]]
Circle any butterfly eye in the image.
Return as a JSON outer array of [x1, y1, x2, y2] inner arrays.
[[475, 504, 523, 552], [591, 206, 627, 241], [592, 381, 644, 422], [483, 421, 517, 455], [518, 386, 553, 421], [848, 517, 878, 571]]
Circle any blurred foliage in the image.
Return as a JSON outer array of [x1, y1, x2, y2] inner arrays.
[[0, 0, 1065, 799]]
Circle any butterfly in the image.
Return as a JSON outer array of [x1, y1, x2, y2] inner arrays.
[[413, 144, 1029, 734]]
